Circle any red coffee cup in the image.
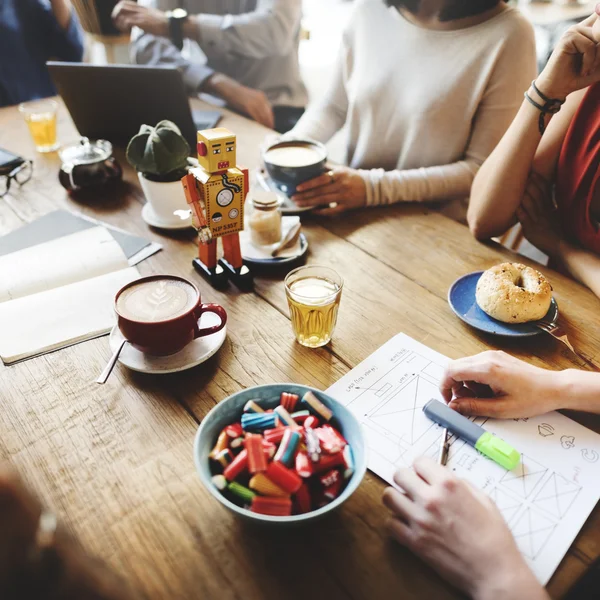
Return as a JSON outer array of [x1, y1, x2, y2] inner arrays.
[[115, 275, 227, 356]]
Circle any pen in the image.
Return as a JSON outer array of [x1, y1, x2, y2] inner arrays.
[[437, 427, 449, 466], [424, 399, 520, 471]]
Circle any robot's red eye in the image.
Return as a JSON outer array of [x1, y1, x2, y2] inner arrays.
[[197, 142, 208, 157]]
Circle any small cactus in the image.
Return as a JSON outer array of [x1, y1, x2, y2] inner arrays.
[[126, 120, 190, 181]]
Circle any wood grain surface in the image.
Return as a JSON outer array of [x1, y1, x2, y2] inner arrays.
[[0, 99, 598, 600]]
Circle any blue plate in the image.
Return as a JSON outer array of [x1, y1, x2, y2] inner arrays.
[[448, 271, 559, 338]]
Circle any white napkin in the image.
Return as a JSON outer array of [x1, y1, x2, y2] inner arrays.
[[240, 216, 302, 260]]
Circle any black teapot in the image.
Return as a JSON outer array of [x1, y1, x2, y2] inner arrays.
[[58, 137, 122, 191]]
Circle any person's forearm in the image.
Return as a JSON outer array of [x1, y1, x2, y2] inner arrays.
[[474, 567, 549, 600], [468, 95, 546, 240], [49, 0, 73, 30], [557, 241, 600, 299], [555, 368, 600, 413]]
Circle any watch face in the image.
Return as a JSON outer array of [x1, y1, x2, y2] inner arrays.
[[172, 8, 188, 19]]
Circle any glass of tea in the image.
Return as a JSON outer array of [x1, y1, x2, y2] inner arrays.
[[285, 265, 343, 348], [18, 99, 60, 153]]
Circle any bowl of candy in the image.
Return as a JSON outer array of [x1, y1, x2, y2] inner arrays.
[[194, 384, 367, 523]]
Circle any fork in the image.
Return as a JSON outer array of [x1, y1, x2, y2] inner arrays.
[[535, 318, 597, 370]]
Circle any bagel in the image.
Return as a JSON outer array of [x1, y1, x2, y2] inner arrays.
[[475, 263, 552, 324]]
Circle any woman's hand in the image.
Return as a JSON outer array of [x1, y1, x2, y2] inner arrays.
[[537, 6, 600, 98], [439, 351, 565, 418], [383, 458, 548, 600], [516, 171, 564, 258], [292, 167, 367, 216]]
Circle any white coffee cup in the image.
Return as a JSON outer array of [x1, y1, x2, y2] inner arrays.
[[138, 173, 189, 225]]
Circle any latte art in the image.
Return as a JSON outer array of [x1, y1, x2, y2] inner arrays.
[[264, 144, 325, 168], [116, 279, 197, 322]]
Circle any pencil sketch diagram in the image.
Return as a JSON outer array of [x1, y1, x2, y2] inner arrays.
[[500, 454, 548, 499], [488, 487, 522, 525], [510, 507, 557, 560], [532, 473, 582, 520]]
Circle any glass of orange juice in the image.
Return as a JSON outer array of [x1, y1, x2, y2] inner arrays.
[[18, 100, 60, 153]]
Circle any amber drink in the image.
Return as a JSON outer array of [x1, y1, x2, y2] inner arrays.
[[285, 266, 343, 348], [19, 100, 59, 153]]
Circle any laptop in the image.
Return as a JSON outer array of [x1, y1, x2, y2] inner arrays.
[[47, 62, 221, 149]]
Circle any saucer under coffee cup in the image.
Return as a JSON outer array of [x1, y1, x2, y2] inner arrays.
[[115, 275, 227, 356]]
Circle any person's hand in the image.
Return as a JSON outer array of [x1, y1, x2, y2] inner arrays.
[[204, 74, 274, 129], [383, 458, 548, 600], [536, 6, 600, 98], [439, 351, 564, 418], [516, 172, 564, 258], [112, 1, 169, 37], [291, 167, 367, 216]]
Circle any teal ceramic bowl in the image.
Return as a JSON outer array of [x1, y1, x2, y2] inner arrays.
[[193, 384, 367, 524]]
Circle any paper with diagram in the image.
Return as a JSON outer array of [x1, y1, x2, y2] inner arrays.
[[327, 333, 600, 585]]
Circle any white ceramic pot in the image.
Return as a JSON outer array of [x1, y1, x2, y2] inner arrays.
[[138, 173, 189, 225]]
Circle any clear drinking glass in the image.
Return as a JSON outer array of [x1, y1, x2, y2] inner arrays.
[[18, 99, 60, 153], [285, 265, 343, 348]]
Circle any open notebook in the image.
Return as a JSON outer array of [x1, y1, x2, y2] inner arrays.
[[0, 226, 141, 364]]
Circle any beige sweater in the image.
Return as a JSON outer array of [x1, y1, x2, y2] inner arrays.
[[291, 0, 537, 206]]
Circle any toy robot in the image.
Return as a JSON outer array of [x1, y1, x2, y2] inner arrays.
[[181, 128, 253, 290]]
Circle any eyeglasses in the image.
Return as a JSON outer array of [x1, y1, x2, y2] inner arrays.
[[0, 160, 33, 198]]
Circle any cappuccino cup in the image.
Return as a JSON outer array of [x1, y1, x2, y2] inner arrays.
[[115, 275, 227, 356], [263, 139, 327, 196]]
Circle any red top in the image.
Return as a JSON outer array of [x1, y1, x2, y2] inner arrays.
[[556, 83, 600, 254]]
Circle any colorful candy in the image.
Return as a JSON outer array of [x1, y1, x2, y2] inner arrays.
[[273, 429, 301, 467], [281, 392, 299, 413], [274, 405, 296, 427], [249, 473, 289, 498], [241, 412, 278, 432], [244, 400, 264, 414], [251, 496, 293, 516], [209, 390, 354, 517], [245, 434, 268, 474], [302, 391, 333, 422]]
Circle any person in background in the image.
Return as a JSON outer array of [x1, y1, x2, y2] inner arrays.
[[112, 0, 307, 133], [0, 0, 85, 108], [384, 350, 600, 600], [0, 466, 137, 599], [467, 7, 600, 300], [288, 0, 536, 217]]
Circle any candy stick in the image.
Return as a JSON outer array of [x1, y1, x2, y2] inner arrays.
[[273, 429, 301, 467], [209, 430, 229, 459], [274, 405, 296, 427], [213, 448, 235, 469], [305, 427, 321, 463], [228, 481, 255, 504], [312, 451, 345, 474], [211, 474, 228, 491], [241, 413, 277, 433], [304, 415, 320, 429], [266, 461, 302, 494], [302, 391, 333, 422], [245, 434, 268, 474], [264, 427, 287, 445], [294, 483, 312, 514], [280, 392, 300, 413], [262, 439, 276, 459], [244, 400, 264, 414], [225, 423, 243, 438], [249, 473, 290, 498], [315, 425, 347, 454], [295, 451, 313, 478], [230, 437, 245, 449], [323, 478, 342, 501], [251, 496, 293, 517], [342, 445, 355, 480], [223, 449, 248, 481], [319, 469, 341, 489], [290, 410, 311, 424]]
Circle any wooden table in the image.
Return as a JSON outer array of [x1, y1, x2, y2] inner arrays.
[[0, 98, 599, 600]]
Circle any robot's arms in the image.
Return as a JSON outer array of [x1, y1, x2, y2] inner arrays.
[[181, 172, 213, 243]]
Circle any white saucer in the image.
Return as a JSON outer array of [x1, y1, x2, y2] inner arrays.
[[141, 203, 192, 230], [109, 312, 226, 374]]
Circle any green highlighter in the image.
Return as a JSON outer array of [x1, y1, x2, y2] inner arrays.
[[423, 399, 520, 470]]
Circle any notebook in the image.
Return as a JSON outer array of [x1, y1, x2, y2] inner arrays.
[[0, 213, 160, 364]]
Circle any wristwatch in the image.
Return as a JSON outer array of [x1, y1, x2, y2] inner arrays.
[[166, 8, 188, 50]]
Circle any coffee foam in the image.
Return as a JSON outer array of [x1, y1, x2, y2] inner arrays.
[[264, 144, 324, 168], [116, 279, 197, 323]]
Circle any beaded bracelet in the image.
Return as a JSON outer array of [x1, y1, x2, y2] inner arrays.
[[524, 80, 565, 136]]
